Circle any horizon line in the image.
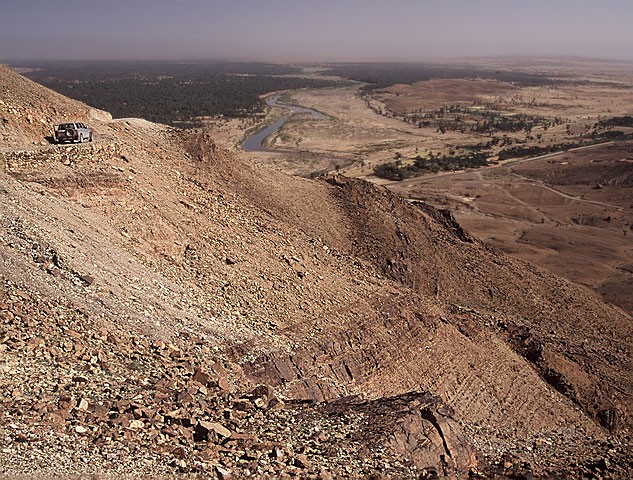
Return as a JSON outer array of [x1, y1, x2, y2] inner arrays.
[[3, 54, 633, 65]]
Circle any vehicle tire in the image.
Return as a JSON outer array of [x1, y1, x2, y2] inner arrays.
[[89, 133, 93, 142], [79, 134, 84, 143]]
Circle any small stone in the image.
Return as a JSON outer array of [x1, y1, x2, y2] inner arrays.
[[172, 447, 186, 459], [217, 377, 230, 391], [233, 400, 251, 411], [199, 421, 231, 439], [294, 454, 311, 469], [14, 290, 30, 300], [129, 419, 144, 430], [192, 368, 209, 386], [176, 391, 194, 405], [80, 274, 95, 286], [216, 466, 233, 480], [77, 398, 89, 411], [250, 384, 276, 409], [226, 432, 258, 443], [26, 337, 45, 349], [75, 426, 88, 434], [49, 267, 62, 277]]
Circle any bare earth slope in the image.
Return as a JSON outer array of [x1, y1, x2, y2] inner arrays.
[[394, 142, 633, 317], [1, 65, 632, 478]]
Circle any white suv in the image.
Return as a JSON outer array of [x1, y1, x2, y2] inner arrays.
[[53, 122, 92, 143]]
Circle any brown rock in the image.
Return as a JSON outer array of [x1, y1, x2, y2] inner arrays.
[[294, 454, 311, 469], [48, 267, 62, 277], [233, 400, 252, 412], [249, 384, 276, 409], [14, 290, 30, 300], [129, 419, 144, 430], [226, 432, 258, 443], [46, 411, 67, 424], [58, 395, 73, 411], [89, 403, 109, 419], [597, 406, 619, 431], [217, 377, 230, 391], [172, 447, 186, 459], [77, 398, 89, 411], [210, 361, 226, 375], [192, 368, 210, 386], [199, 420, 231, 439], [176, 391, 194, 405], [26, 337, 45, 349], [216, 466, 233, 480]]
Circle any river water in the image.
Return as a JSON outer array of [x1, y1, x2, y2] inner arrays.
[[242, 95, 327, 153]]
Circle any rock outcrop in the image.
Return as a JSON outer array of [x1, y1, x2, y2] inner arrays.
[[1, 64, 632, 478]]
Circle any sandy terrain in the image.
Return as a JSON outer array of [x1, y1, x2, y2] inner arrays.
[[389, 142, 633, 314], [373, 78, 517, 112], [206, 60, 633, 315], [204, 59, 633, 184]]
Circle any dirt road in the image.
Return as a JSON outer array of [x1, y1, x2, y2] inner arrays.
[[379, 142, 615, 190], [510, 171, 625, 210]]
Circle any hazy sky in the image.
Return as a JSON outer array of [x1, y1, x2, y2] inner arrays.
[[2, 0, 633, 61]]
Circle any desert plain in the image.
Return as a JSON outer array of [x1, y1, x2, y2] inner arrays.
[[207, 58, 633, 316]]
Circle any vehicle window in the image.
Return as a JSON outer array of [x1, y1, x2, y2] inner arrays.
[[60, 123, 74, 129]]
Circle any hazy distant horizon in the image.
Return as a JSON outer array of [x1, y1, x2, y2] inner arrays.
[[4, 56, 633, 67], [2, 0, 633, 62]]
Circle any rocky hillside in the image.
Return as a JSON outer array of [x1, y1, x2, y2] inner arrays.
[[1, 65, 632, 478], [0, 65, 112, 150]]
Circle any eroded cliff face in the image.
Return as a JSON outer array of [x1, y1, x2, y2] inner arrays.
[[1, 65, 631, 478]]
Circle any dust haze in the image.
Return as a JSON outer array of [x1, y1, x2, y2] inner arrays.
[[1, 0, 633, 61]]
